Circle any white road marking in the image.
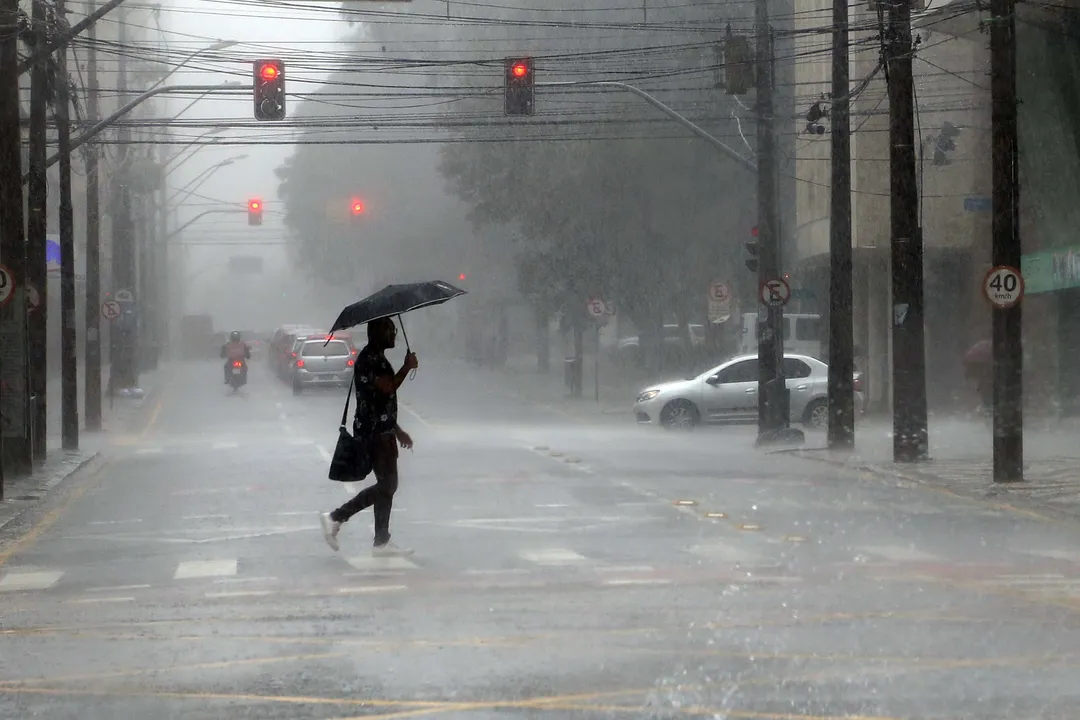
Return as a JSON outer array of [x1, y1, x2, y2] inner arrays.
[[276, 511, 320, 516], [346, 556, 419, 571], [688, 542, 761, 564], [173, 559, 238, 580], [88, 584, 151, 592], [182, 514, 231, 521], [597, 565, 655, 573], [214, 576, 277, 585], [315, 445, 332, 463], [205, 590, 275, 599], [67, 596, 134, 604], [0, 570, 64, 592], [604, 578, 671, 586], [860, 545, 941, 563], [337, 585, 408, 594], [1020, 549, 1080, 563], [534, 503, 568, 509], [520, 548, 588, 566], [465, 568, 532, 576], [211, 441, 239, 450], [134, 447, 163, 455], [88, 519, 143, 526]]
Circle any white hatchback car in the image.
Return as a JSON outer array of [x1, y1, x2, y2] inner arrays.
[[633, 353, 834, 430]]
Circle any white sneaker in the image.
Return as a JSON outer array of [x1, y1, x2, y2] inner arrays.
[[373, 542, 413, 557], [320, 512, 341, 552]]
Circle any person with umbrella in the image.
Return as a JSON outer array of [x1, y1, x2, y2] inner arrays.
[[321, 317, 418, 556], [319, 280, 466, 556]]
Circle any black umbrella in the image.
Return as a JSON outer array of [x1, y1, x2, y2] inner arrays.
[[327, 280, 467, 350]]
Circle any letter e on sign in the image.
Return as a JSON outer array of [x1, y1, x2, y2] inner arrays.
[[983, 265, 1024, 309]]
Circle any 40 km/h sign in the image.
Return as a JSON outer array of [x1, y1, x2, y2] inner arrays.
[[984, 265, 1024, 309]]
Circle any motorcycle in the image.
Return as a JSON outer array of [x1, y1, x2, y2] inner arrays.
[[228, 359, 248, 392]]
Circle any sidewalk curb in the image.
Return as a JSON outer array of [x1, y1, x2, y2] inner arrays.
[[771, 447, 1078, 526], [0, 450, 103, 535]]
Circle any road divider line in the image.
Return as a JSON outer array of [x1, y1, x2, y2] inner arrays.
[[206, 590, 275, 599], [87, 584, 150, 592], [603, 578, 672, 586], [68, 596, 135, 604], [337, 584, 408, 594]]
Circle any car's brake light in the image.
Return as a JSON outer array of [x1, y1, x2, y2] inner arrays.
[[296, 359, 305, 368], [233, 361, 242, 367], [346, 358, 355, 367]]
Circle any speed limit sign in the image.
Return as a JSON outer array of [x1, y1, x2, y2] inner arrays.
[[0, 263, 13, 307], [983, 265, 1024, 309]]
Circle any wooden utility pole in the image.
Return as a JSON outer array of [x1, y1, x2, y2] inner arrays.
[[55, 0, 78, 450], [990, 0, 1022, 481], [827, 0, 855, 449], [0, 0, 32, 481], [27, 0, 49, 462], [84, 1, 103, 431], [886, 0, 928, 462]]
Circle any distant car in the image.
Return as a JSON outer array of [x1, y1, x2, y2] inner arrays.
[[633, 353, 859, 430], [290, 336, 356, 395], [271, 326, 323, 378]]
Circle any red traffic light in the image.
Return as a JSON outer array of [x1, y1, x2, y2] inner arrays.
[[511, 62, 528, 78], [458, 273, 466, 281], [350, 198, 365, 215], [259, 63, 279, 81], [750, 225, 759, 237], [248, 199, 262, 211]]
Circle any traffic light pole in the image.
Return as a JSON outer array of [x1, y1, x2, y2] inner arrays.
[[752, 4, 794, 446], [886, 0, 929, 462]]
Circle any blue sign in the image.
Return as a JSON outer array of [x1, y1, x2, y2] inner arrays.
[[964, 196, 992, 212]]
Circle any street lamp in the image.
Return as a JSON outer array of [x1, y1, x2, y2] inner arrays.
[[147, 40, 239, 95], [167, 154, 248, 205]]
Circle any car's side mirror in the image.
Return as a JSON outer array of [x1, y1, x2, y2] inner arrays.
[[706, 375, 721, 386]]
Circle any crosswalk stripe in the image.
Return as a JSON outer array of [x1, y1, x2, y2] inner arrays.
[[174, 560, 238, 580], [0, 570, 64, 592], [520, 548, 587, 566], [345, 556, 419, 571], [211, 441, 240, 450], [860, 545, 940, 562]]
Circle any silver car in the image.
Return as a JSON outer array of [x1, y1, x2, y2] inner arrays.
[[291, 337, 356, 394], [633, 353, 833, 430]]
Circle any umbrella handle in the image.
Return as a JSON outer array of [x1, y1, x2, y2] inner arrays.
[[397, 315, 418, 378]]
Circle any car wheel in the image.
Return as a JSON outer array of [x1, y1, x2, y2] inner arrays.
[[660, 399, 699, 430], [802, 399, 828, 429]]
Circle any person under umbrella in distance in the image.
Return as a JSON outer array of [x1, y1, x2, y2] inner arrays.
[[321, 317, 418, 556]]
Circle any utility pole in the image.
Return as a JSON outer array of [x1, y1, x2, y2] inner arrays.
[[84, 3, 102, 431], [827, 0, 855, 448], [55, 0, 77, 450], [27, 0, 48, 463], [885, 0, 928, 462], [0, 0, 32, 480], [754, 0, 792, 445], [990, 0, 1022, 481], [110, 6, 138, 393]]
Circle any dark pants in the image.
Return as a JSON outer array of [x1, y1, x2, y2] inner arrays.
[[330, 433, 399, 546]]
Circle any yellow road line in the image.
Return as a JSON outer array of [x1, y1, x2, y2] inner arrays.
[[140, 397, 165, 439], [0, 456, 110, 569]]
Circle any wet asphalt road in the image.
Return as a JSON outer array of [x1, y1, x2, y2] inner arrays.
[[2, 358, 1080, 719]]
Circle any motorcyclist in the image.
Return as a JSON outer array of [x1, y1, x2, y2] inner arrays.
[[221, 331, 252, 384]]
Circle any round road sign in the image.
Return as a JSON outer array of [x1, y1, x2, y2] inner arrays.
[[708, 281, 731, 304], [102, 300, 122, 320], [27, 284, 40, 312], [983, 265, 1024, 309], [0, 263, 13, 307], [759, 277, 791, 307]]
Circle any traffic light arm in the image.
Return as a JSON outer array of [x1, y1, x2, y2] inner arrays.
[[23, 83, 247, 185], [538, 80, 757, 172], [167, 208, 246, 241]]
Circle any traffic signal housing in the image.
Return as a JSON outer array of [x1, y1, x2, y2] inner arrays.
[[253, 59, 286, 121], [504, 57, 534, 116], [744, 226, 759, 273], [248, 198, 263, 226], [724, 30, 753, 96]]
